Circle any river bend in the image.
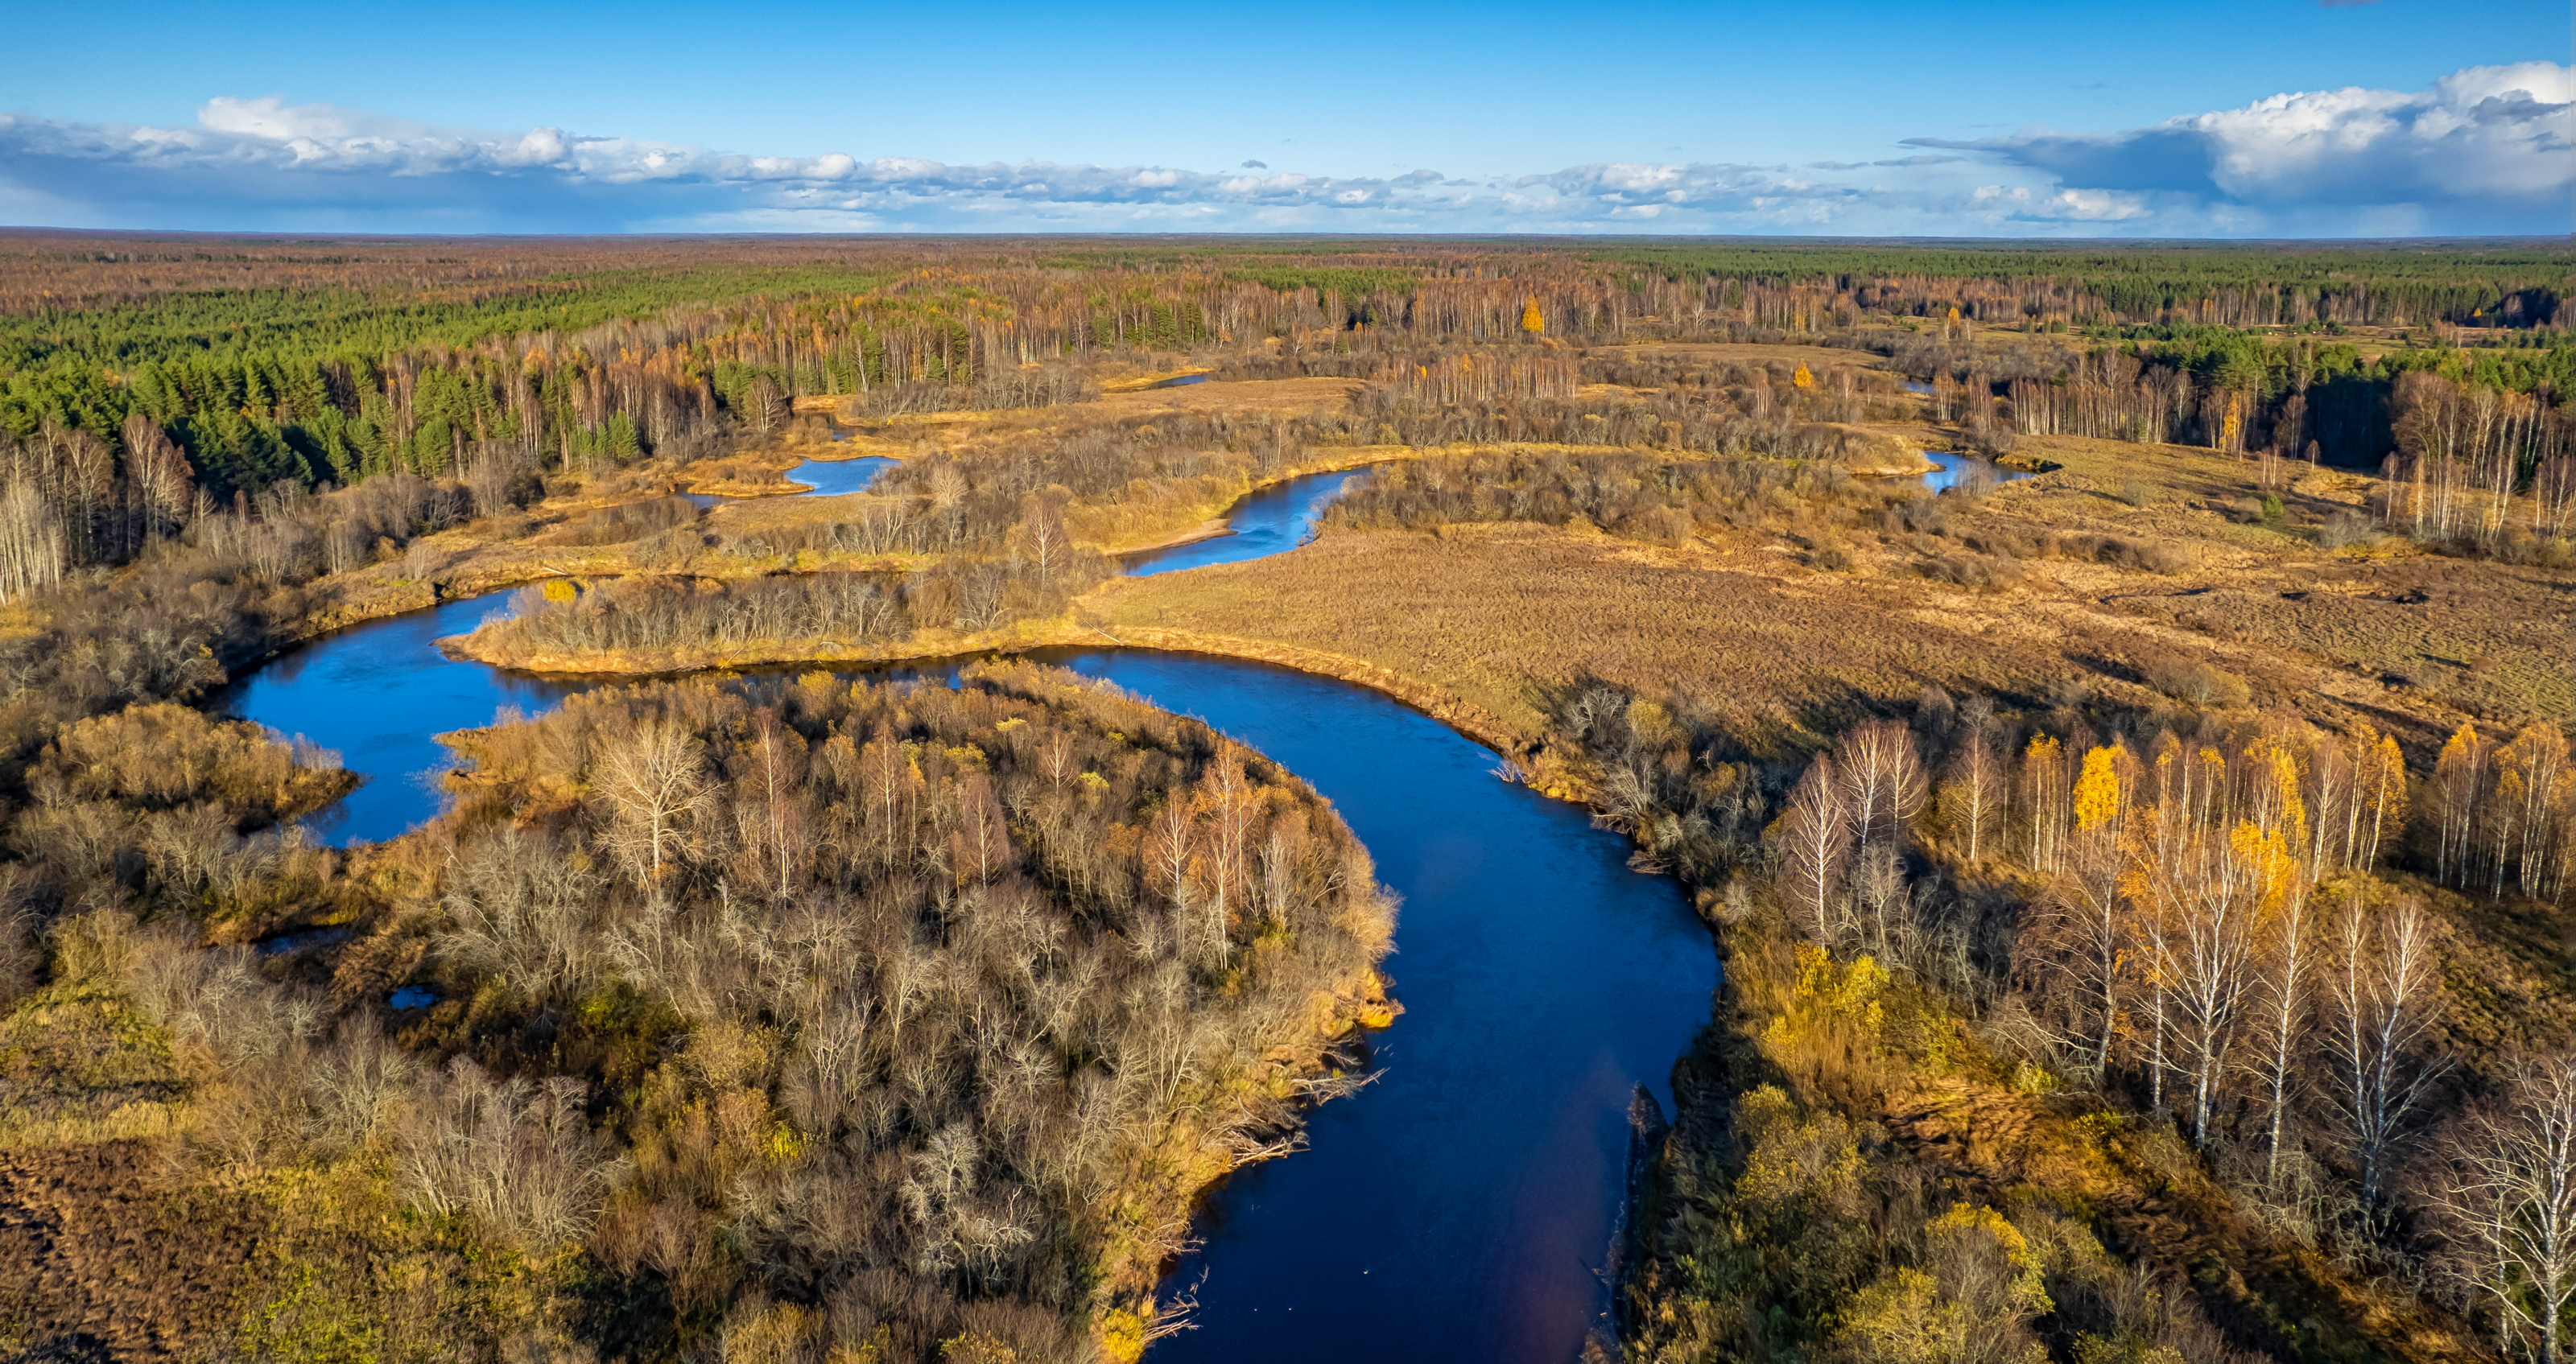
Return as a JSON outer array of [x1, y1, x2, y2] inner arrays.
[[220, 471, 1719, 1362]]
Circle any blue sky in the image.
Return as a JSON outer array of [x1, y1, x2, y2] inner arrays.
[[0, 0, 2566, 235]]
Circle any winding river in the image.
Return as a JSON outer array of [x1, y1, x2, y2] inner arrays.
[[219, 467, 1719, 1362]]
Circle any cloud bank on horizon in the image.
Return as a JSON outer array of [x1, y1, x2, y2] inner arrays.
[[0, 62, 2566, 237]]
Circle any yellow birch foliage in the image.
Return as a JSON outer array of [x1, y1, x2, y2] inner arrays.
[[2270, 744, 2308, 852], [2074, 747, 2121, 832], [2374, 735, 2408, 807], [1833, 1203, 2052, 1363], [2231, 819, 2300, 914], [1792, 363, 1815, 389], [1734, 1084, 1868, 1213], [1519, 298, 1544, 333]]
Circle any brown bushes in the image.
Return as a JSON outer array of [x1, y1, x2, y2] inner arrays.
[[32, 703, 356, 826], [2137, 653, 2253, 709], [1914, 552, 2023, 591], [1327, 447, 1901, 547], [456, 555, 1110, 669], [555, 494, 702, 546], [407, 664, 1396, 1355]]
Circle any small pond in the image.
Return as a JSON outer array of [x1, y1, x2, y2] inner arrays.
[[683, 452, 894, 509], [1921, 451, 2035, 494], [783, 455, 894, 497]]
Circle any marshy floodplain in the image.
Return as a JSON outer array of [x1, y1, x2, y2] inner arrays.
[[0, 235, 2567, 1364]]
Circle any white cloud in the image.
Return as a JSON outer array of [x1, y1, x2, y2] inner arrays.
[[1908, 61, 2571, 233], [0, 71, 2562, 235]]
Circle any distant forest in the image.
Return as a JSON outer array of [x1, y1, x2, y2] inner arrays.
[[0, 231, 2564, 547]]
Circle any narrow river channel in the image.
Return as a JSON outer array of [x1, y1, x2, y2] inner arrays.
[[217, 466, 1720, 1362], [1120, 468, 1360, 577]]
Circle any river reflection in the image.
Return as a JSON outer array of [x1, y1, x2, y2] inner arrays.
[[1922, 450, 2034, 494]]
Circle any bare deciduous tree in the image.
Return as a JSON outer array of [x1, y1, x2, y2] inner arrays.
[[2326, 891, 2450, 1226], [1941, 729, 2002, 866], [1777, 756, 1850, 947], [1835, 719, 1927, 859], [595, 715, 713, 879], [2250, 872, 2317, 1189], [2432, 1053, 2576, 1364], [397, 1057, 621, 1250]]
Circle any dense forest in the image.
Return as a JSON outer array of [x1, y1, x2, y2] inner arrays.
[[1, 233, 2565, 509], [1552, 678, 2576, 1364]]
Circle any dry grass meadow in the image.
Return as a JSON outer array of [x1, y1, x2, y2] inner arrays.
[[1094, 429, 2570, 769]]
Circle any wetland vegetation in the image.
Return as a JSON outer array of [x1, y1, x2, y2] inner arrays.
[[0, 232, 2570, 1363]]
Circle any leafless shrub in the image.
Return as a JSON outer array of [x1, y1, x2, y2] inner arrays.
[[396, 1057, 622, 1251], [439, 826, 607, 1000]]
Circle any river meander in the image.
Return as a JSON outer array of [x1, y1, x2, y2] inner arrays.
[[217, 469, 1719, 1362]]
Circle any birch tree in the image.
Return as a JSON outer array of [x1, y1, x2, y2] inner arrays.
[[2326, 892, 2450, 1226], [1777, 756, 1851, 948], [1939, 728, 2002, 866], [2434, 1053, 2576, 1364], [596, 716, 712, 880], [2250, 867, 2318, 1189]]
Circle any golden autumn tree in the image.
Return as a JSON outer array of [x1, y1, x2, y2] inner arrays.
[[2073, 746, 2122, 835], [2361, 731, 2408, 869], [1519, 298, 1544, 334], [2431, 723, 2488, 887], [2061, 744, 2128, 1069], [1792, 363, 1815, 390]]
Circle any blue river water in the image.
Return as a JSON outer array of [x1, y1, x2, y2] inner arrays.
[[1046, 650, 1711, 1364], [215, 591, 584, 844], [1121, 469, 1361, 577], [1922, 450, 2036, 494], [218, 456, 1718, 1363]]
